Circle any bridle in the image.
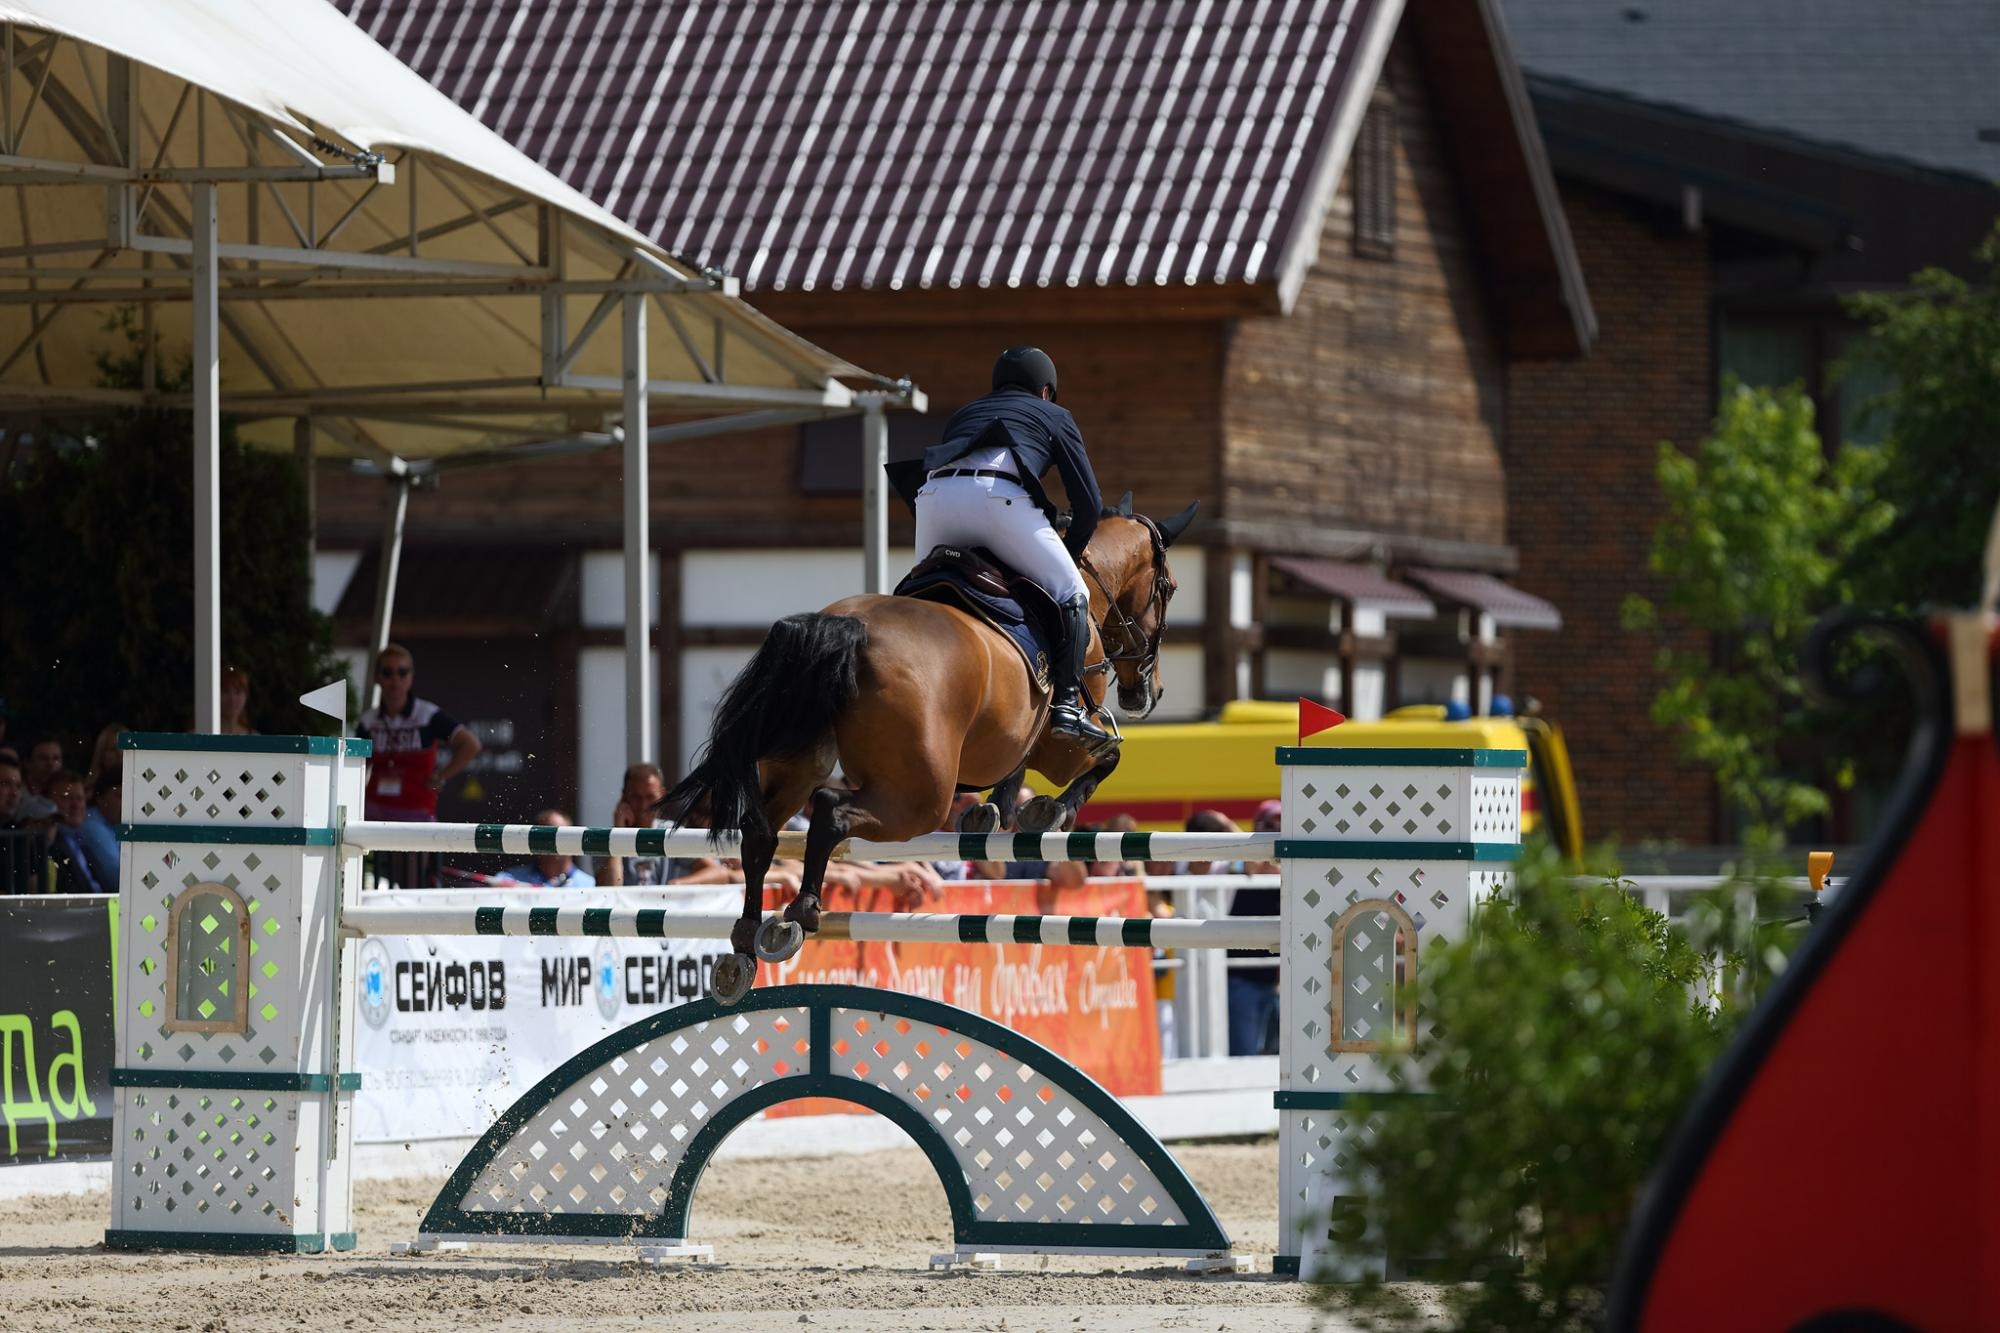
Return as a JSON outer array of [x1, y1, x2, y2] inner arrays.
[[1078, 514, 1175, 688]]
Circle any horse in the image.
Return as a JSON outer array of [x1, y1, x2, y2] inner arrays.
[[664, 496, 1198, 1003]]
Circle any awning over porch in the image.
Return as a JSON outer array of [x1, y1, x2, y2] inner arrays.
[[1269, 556, 1437, 619], [1404, 567, 1563, 631]]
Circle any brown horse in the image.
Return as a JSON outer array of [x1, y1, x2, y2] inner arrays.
[[664, 499, 1197, 1003]]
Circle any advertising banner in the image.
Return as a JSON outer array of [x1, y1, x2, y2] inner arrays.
[[0, 896, 117, 1164], [351, 886, 740, 1143], [762, 877, 1162, 1111]]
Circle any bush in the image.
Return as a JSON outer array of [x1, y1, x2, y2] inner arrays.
[[1315, 841, 1799, 1330]]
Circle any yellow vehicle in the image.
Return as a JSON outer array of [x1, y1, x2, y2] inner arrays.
[[1079, 700, 1584, 859]]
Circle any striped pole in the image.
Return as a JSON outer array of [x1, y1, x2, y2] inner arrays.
[[340, 820, 1279, 865], [339, 903, 1280, 951]]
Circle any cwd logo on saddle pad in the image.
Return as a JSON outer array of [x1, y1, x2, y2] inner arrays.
[[1033, 650, 1050, 691]]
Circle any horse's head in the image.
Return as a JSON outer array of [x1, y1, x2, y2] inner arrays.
[[1081, 493, 1199, 718]]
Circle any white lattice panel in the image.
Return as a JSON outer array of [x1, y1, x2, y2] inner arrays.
[[455, 1008, 810, 1218], [1468, 776, 1521, 842], [1470, 868, 1514, 906], [109, 1087, 352, 1237], [1280, 1106, 1388, 1282], [1278, 858, 1474, 1095], [826, 1005, 1195, 1230], [1284, 766, 1520, 845], [126, 752, 300, 829], [117, 842, 348, 1076]]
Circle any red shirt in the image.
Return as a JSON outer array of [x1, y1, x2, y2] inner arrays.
[[357, 697, 461, 821]]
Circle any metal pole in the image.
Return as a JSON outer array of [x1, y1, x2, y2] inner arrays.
[[860, 395, 889, 594], [622, 292, 653, 763], [192, 182, 221, 733], [365, 475, 409, 712]]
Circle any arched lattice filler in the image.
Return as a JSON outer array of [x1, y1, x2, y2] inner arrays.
[[418, 984, 1230, 1258], [163, 881, 252, 1035], [1328, 898, 1419, 1054]]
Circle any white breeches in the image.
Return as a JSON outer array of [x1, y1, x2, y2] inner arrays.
[[913, 474, 1089, 603]]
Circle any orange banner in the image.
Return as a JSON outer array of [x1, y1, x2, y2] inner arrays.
[[757, 878, 1161, 1114]]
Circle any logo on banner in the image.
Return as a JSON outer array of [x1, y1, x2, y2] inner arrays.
[[359, 939, 393, 1029], [595, 942, 621, 1022]]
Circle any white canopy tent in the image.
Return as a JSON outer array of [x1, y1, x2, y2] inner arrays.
[[0, 1, 921, 750]]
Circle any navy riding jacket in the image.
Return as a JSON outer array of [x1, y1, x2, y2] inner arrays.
[[922, 385, 1103, 558]]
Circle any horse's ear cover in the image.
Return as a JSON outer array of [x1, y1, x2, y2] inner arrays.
[[1158, 501, 1199, 546]]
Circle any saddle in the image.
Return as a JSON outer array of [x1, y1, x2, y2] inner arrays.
[[893, 545, 1062, 694]]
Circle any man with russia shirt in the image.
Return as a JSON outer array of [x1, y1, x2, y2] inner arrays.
[[356, 643, 481, 886]]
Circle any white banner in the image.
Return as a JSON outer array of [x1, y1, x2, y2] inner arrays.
[[351, 887, 740, 1143]]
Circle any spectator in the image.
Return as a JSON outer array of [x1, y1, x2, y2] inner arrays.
[[10, 793, 58, 892], [78, 767, 120, 887], [44, 771, 107, 893], [498, 810, 597, 887], [601, 762, 727, 886], [356, 643, 481, 887], [220, 666, 256, 736], [1086, 812, 1146, 879], [1225, 800, 1283, 1057], [0, 759, 30, 893], [24, 737, 62, 796], [86, 724, 124, 788]]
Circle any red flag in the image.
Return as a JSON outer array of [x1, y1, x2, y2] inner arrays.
[[1299, 697, 1345, 742]]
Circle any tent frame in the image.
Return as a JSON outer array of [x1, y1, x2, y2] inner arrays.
[[0, 29, 922, 754]]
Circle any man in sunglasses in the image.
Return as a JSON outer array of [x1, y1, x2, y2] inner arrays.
[[356, 644, 481, 886]]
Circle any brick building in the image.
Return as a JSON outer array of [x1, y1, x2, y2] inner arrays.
[[321, 0, 1601, 829], [1503, 0, 2000, 845]]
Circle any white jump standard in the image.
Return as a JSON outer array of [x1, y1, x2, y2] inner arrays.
[[108, 732, 1522, 1275]]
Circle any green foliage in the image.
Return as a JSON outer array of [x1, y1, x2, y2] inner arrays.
[[1841, 224, 2000, 609], [1620, 381, 1892, 847], [1317, 842, 1796, 1330], [0, 339, 341, 754]]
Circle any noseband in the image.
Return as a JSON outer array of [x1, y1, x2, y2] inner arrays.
[[1078, 516, 1174, 688]]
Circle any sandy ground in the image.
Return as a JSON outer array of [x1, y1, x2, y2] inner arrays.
[[0, 1141, 1402, 1333]]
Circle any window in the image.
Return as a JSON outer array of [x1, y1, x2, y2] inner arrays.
[[1351, 97, 1397, 260], [164, 882, 251, 1034], [1328, 898, 1419, 1052]]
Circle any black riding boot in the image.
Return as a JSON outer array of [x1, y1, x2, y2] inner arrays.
[[1048, 594, 1112, 747]]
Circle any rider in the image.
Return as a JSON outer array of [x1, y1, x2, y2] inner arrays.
[[916, 346, 1109, 747]]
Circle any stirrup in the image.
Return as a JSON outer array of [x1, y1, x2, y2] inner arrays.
[[1048, 700, 1112, 746]]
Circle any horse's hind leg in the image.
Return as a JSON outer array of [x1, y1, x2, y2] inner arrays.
[[712, 826, 774, 1004], [958, 763, 1025, 834]]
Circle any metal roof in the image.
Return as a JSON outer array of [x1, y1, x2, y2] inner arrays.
[[1269, 556, 1435, 618], [1501, 0, 2000, 183], [344, 0, 1393, 296], [1404, 567, 1562, 631]]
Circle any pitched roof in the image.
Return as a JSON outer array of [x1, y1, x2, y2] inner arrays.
[[341, 0, 1392, 295], [1500, 0, 2000, 183]]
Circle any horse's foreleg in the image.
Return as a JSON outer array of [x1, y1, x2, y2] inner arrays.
[[1054, 750, 1121, 827], [991, 765, 1028, 828]]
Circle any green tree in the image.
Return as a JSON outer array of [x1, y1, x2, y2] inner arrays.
[[1841, 224, 2000, 609], [0, 391, 341, 753], [1621, 382, 1891, 848], [1316, 844, 1789, 1330]]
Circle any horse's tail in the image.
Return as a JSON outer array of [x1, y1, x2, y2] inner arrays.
[[662, 612, 867, 847]]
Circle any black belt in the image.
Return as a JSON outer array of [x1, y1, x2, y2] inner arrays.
[[928, 468, 1020, 482]]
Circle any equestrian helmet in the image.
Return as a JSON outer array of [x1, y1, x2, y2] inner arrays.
[[992, 346, 1059, 400]]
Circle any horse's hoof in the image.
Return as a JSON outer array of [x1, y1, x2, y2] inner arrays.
[[709, 953, 755, 1005], [754, 915, 806, 963], [1017, 795, 1070, 833], [957, 802, 1000, 834]]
